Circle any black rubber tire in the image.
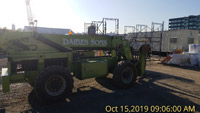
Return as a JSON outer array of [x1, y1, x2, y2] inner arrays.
[[113, 61, 137, 88], [34, 66, 74, 103]]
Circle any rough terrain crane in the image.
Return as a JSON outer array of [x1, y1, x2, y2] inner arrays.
[[0, 29, 150, 102]]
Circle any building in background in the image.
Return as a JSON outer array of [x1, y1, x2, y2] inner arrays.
[[24, 26, 74, 35], [169, 15, 200, 31], [12, 24, 15, 30], [126, 29, 199, 53]]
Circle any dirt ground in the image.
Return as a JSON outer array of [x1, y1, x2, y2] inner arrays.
[[0, 58, 200, 113]]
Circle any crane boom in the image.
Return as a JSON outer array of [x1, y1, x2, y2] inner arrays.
[[25, 0, 34, 26]]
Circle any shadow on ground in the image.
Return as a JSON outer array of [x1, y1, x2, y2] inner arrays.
[[24, 70, 200, 113], [161, 63, 200, 72]]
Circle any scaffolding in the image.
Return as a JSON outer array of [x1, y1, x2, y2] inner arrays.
[[84, 22, 92, 34], [102, 18, 119, 35], [150, 21, 164, 58], [84, 18, 119, 35], [124, 26, 135, 35], [125, 21, 164, 60], [91, 21, 103, 34]]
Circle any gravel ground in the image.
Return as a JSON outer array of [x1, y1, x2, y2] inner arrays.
[[0, 58, 200, 113]]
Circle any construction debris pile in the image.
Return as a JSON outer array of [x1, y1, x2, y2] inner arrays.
[[162, 44, 200, 67]]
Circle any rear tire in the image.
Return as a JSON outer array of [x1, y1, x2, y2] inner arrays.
[[113, 61, 137, 88], [34, 66, 73, 103]]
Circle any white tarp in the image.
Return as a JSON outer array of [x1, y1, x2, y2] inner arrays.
[[167, 54, 190, 66], [189, 53, 199, 66], [167, 53, 200, 67], [167, 44, 200, 67]]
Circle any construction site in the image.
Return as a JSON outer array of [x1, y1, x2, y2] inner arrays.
[[0, 0, 200, 113]]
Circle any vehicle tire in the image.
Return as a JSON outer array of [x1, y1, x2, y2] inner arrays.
[[113, 61, 137, 88], [34, 65, 74, 103]]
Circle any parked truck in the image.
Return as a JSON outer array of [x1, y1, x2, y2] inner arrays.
[[0, 28, 150, 102]]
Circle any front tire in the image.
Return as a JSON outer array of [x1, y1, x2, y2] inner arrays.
[[34, 66, 74, 103], [113, 61, 137, 88]]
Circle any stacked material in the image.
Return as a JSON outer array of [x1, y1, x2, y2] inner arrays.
[[189, 44, 200, 53], [165, 44, 200, 67], [167, 54, 190, 66], [167, 53, 200, 67]]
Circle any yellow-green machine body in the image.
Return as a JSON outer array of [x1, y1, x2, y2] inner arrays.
[[0, 29, 149, 102]]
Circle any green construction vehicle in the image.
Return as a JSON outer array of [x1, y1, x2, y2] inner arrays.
[[0, 28, 150, 102]]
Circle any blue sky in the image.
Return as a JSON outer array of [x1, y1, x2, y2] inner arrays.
[[0, 0, 200, 33]]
